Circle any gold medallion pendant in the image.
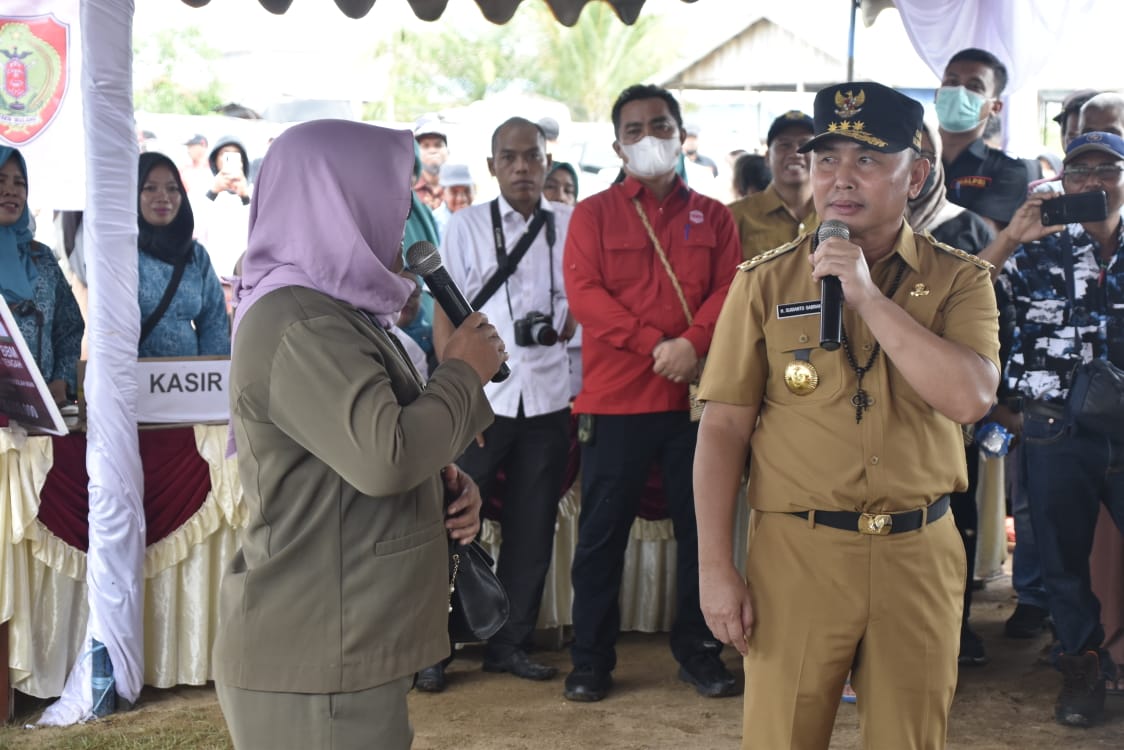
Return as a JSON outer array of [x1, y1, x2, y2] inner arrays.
[[784, 360, 820, 395]]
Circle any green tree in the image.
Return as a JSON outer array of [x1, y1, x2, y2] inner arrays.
[[365, 26, 521, 121], [133, 28, 225, 115], [365, 1, 671, 123], [517, 2, 670, 121]]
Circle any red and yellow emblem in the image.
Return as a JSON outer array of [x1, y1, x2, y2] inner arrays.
[[0, 16, 68, 146], [833, 89, 865, 119]]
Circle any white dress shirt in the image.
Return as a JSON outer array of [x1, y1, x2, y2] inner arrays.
[[440, 194, 572, 418]]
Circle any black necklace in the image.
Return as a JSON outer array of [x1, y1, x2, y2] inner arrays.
[[840, 256, 908, 424]]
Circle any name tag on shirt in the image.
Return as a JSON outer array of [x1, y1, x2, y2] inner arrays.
[[777, 300, 821, 319]]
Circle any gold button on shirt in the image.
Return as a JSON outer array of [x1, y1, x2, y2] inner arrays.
[[727, 184, 819, 260], [698, 225, 1000, 514]]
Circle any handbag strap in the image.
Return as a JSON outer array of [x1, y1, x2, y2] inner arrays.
[[632, 199, 692, 326], [140, 254, 190, 345]]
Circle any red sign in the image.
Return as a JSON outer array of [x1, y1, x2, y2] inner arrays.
[[0, 15, 69, 146]]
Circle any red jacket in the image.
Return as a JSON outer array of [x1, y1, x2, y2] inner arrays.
[[564, 176, 741, 414]]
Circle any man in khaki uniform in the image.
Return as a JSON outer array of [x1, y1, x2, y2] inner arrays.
[[727, 110, 819, 259], [694, 82, 1001, 749]]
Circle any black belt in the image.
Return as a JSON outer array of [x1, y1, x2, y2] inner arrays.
[[1021, 399, 1066, 421], [788, 495, 951, 536]]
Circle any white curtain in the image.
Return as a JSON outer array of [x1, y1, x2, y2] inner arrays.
[[892, 0, 1096, 154], [38, 0, 144, 726]]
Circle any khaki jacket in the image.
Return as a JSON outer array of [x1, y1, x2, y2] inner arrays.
[[214, 286, 493, 692]]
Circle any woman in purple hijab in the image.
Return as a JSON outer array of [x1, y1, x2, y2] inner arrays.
[[214, 120, 507, 750]]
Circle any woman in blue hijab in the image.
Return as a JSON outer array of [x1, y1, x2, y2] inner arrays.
[[0, 147, 83, 404]]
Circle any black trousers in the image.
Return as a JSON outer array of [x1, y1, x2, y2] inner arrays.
[[950, 442, 980, 624], [457, 406, 570, 656], [570, 412, 716, 673]]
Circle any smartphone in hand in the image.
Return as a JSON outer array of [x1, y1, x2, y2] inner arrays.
[[1040, 191, 1108, 226]]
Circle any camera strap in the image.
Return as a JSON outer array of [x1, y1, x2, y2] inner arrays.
[[470, 198, 555, 314]]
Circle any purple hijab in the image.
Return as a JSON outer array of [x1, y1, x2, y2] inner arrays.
[[230, 120, 415, 339]]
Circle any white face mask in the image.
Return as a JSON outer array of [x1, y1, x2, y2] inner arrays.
[[619, 135, 681, 179]]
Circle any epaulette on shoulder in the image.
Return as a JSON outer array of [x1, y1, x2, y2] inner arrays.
[[737, 233, 806, 272], [923, 231, 994, 272]]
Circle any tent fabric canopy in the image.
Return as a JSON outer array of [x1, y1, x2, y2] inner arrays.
[[179, 0, 697, 25]]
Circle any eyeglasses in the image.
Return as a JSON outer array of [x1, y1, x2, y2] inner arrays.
[[1062, 163, 1124, 182]]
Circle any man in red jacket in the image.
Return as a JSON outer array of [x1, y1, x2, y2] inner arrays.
[[562, 84, 742, 703]]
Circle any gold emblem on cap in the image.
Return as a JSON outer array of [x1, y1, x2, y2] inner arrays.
[[910, 283, 930, 297], [784, 360, 820, 395], [834, 89, 866, 118]]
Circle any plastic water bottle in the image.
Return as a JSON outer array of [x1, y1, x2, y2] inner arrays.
[[90, 639, 116, 717], [975, 422, 1014, 459]]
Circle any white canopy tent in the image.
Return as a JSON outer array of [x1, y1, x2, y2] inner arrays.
[[13, 0, 1106, 726]]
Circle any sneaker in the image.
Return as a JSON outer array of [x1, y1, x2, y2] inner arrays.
[[1005, 603, 1051, 639], [958, 625, 989, 667], [414, 663, 446, 693], [1055, 651, 1105, 727], [677, 652, 740, 698]]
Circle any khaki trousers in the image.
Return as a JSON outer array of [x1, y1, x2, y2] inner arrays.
[[217, 675, 414, 750], [740, 511, 964, 750]]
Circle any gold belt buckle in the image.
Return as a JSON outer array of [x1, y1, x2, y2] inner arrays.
[[859, 513, 892, 535]]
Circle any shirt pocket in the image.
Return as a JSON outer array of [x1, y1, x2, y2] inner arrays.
[[602, 231, 652, 287], [764, 316, 844, 404]]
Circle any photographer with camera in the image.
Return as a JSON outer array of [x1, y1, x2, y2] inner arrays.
[[993, 130, 1124, 728], [426, 117, 574, 690]]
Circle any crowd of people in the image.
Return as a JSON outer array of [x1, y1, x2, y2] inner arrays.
[[1, 39, 1122, 750]]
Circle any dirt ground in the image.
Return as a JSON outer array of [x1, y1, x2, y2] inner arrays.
[[3, 574, 1122, 749]]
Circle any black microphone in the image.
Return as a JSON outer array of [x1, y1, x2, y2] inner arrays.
[[404, 240, 511, 383], [817, 220, 849, 351]]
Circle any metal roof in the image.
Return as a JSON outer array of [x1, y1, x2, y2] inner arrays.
[[179, 0, 696, 26]]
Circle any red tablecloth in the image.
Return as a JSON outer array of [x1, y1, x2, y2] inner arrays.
[[37, 427, 211, 551]]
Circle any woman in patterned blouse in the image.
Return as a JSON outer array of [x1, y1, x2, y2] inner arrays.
[[0, 146, 83, 404], [137, 152, 230, 359]]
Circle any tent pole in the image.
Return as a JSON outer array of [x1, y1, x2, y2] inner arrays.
[[847, 0, 859, 82]]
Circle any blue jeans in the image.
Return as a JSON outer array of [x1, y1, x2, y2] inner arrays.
[[1022, 412, 1124, 656], [1008, 445, 1048, 609]]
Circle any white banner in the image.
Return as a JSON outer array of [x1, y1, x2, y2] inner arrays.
[[1, 1, 85, 210], [136, 357, 230, 424]]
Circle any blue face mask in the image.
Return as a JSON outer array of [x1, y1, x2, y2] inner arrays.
[[935, 86, 989, 133]]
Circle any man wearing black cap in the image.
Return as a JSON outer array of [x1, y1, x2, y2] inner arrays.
[[938, 48, 1033, 231], [695, 81, 1000, 748], [991, 131, 1124, 727], [727, 110, 817, 259], [1055, 89, 1101, 149]]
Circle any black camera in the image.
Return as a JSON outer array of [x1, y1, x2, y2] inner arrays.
[[513, 311, 559, 347]]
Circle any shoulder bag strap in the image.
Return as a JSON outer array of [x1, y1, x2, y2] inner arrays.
[[469, 200, 549, 310], [632, 199, 693, 326], [140, 254, 190, 345]]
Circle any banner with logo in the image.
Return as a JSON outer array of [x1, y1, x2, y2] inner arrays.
[[0, 298, 66, 435], [1, 2, 84, 210]]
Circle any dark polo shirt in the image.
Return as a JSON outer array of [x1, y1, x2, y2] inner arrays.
[[944, 138, 1033, 225]]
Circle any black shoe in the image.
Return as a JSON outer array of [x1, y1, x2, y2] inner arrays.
[[678, 652, 740, 698], [1055, 651, 1105, 727], [958, 625, 989, 667], [563, 666, 613, 702], [414, 663, 446, 693], [482, 649, 558, 681], [1005, 603, 1051, 638]]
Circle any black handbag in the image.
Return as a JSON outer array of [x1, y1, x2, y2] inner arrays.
[[1066, 358, 1124, 439], [447, 539, 509, 643], [1059, 239, 1124, 439]]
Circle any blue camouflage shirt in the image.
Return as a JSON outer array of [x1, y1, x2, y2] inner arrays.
[[995, 217, 1124, 404]]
